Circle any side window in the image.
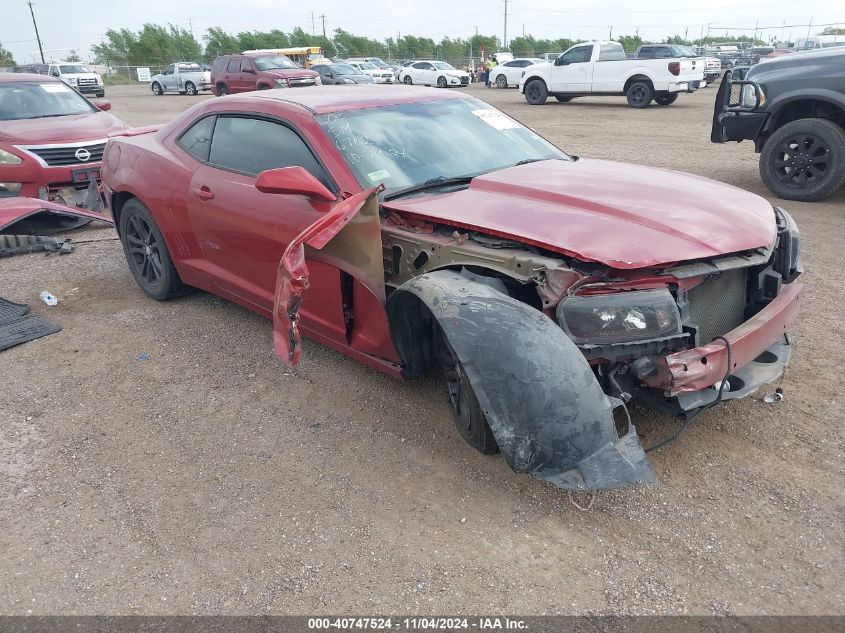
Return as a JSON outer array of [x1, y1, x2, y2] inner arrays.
[[562, 45, 593, 64], [654, 47, 672, 58], [177, 115, 215, 162], [227, 58, 241, 73], [208, 116, 330, 186], [240, 58, 253, 72], [598, 43, 625, 61], [412, 62, 428, 70], [639, 47, 654, 59], [164, 64, 175, 75]]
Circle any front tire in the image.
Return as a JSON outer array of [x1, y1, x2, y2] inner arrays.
[[151, 82, 163, 96], [554, 95, 573, 102], [654, 92, 678, 106], [119, 198, 186, 301], [626, 81, 653, 108], [495, 74, 507, 89], [403, 75, 413, 85], [185, 81, 197, 95], [524, 79, 548, 105], [759, 118, 845, 202], [436, 76, 447, 88], [439, 331, 498, 455]]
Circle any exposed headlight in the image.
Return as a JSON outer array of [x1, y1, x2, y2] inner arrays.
[[274, 78, 289, 88], [740, 83, 765, 109], [0, 149, 23, 165], [0, 182, 23, 197], [556, 289, 682, 346]]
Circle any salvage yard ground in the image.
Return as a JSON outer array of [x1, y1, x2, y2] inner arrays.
[[1, 84, 843, 615]]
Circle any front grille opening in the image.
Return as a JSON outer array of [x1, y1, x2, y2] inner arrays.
[[686, 269, 749, 345]]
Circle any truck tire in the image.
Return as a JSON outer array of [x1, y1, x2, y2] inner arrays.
[[184, 81, 197, 95], [759, 118, 845, 202], [151, 82, 163, 96], [654, 92, 678, 106], [554, 95, 573, 102], [524, 79, 548, 105], [626, 81, 653, 108]]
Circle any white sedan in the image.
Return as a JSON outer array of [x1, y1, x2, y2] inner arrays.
[[490, 58, 545, 88], [398, 61, 470, 88], [346, 61, 394, 84]]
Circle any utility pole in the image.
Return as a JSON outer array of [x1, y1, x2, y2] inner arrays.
[[310, 12, 316, 36], [320, 14, 326, 39], [753, 20, 758, 44], [609, 25, 613, 40], [503, 0, 508, 49], [27, 1, 45, 64], [187, 18, 194, 37], [805, 18, 812, 48]]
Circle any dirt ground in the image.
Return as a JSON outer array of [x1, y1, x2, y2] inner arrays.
[[1, 83, 843, 616]]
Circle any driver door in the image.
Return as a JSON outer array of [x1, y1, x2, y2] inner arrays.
[[161, 64, 176, 91], [413, 62, 435, 85], [550, 45, 593, 92]]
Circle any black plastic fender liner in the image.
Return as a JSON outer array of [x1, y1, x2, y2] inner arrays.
[[386, 269, 655, 490]]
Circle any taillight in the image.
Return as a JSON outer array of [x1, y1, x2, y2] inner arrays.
[[668, 62, 680, 76]]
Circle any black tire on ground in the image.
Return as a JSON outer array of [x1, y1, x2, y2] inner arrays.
[[216, 84, 228, 96], [403, 75, 413, 85], [96, 91, 105, 98], [118, 198, 186, 301], [759, 118, 845, 202], [438, 330, 498, 455], [655, 92, 679, 106], [151, 82, 163, 96], [185, 81, 197, 95], [495, 74, 508, 89], [554, 95, 573, 102], [258, 84, 270, 90], [524, 79, 548, 105], [626, 81, 654, 108], [437, 75, 447, 88]]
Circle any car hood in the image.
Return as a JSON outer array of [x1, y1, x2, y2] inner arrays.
[[0, 112, 127, 144], [61, 73, 100, 80], [381, 159, 777, 269], [747, 47, 844, 80]]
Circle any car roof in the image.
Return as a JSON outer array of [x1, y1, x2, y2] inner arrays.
[[0, 73, 60, 83], [236, 84, 468, 114]]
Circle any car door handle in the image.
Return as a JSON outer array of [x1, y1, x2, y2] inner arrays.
[[192, 186, 214, 200]]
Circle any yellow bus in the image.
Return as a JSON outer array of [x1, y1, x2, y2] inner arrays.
[[241, 46, 331, 68]]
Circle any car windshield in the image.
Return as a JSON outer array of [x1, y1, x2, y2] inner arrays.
[[315, 98, 569, 192], [433, 62, 454, 70], [332, 64, 359, 75], [358, 62, 377, 69], [253, 56, 298, 70], [369, 58, 388, 66], [59, 64, 92, 73], [0, 81, 97, 121]]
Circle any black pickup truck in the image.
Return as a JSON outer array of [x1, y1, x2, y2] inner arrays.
[[712, 47, 845, 202]]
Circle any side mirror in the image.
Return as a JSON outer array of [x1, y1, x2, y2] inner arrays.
[[93, 100, 112, 111], [326, 72, 334, 78], [255, 166, 336, 201]]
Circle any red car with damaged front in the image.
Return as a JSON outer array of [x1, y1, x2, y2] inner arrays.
[[101, 86, 802, 490], [0, 73, 126, 209]]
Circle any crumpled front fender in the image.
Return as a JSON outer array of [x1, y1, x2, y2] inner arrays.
[[386, 269, 655, 490]]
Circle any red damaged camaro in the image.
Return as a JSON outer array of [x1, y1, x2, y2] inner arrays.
[[101, 86, 802, 490]]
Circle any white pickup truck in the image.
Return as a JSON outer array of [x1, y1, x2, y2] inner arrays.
[[519, 41, 704, 108]]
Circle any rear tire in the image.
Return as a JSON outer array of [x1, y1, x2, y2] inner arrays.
[[185, 81, 197, 95], [495, 74, 508, 88], [759, 118, 845, 202], [118, 198, 186, 301], [626, 81, 654, 108], [216, 83, 228, 96], [151, 82, 163, 96], [438, 330, 498, 455], [654, 92, 678, 106], [524, 79, 548, 105]]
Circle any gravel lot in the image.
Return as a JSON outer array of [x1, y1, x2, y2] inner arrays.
[[1, 83, 843, 616]]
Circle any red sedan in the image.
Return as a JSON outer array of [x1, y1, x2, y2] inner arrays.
[[101, 86, 802, 490], [0, 73, 126, 209]]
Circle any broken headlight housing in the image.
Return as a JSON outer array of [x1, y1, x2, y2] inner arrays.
[[556, 289, 682, 345]]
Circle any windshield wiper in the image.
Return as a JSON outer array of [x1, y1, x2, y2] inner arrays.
[[513, 156, 568, 166], [383, 175, 478, 202]]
